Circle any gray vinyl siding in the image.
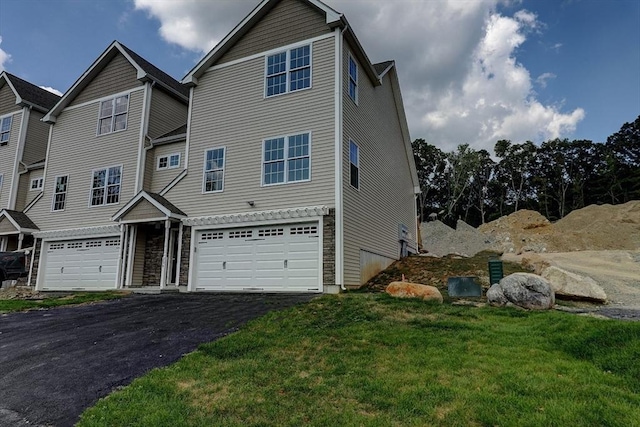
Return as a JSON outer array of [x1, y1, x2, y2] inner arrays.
[[23, 111, 49, 165], [149, 141, 185, 194], [341, 48, 417, 287], [0, 83, 19, 116], [166, 36, 336, 216], [147, 88, 188, 140], [0, 112, 22, 209], [0, 217, 17, 233], [219, 0, 330, 64], [27, 89, 144, 230], [122, 199, 162, 221], [132, 228, 146, 286], [70, 54, 141, 106]]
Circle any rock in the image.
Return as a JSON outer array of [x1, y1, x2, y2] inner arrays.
[[386, 281, 443, 303], [487, 273, 555, 310], [541, 266, 607, 303]]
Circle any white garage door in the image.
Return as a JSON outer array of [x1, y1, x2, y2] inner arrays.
[[194, 222, 320, 292], [39, 237, 121, 291]]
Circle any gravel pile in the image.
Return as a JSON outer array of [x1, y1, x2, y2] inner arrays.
[[420, 220, 492, 257]]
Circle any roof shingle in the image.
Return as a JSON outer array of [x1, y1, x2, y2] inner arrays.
[[4, 73, 61, 111]]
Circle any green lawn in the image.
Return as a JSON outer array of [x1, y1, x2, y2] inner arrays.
[[78, 294, 640, 427], [0, 291, 128, 313]]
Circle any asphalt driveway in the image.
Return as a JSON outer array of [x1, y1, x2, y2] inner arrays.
[[0, 293, 315, 427]]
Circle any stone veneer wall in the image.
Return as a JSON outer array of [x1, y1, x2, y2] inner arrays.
[[29, 239, 42, 287], [142, 228, 164, 286], [323, 209, 336, 286], [179, 226, 191, 286]]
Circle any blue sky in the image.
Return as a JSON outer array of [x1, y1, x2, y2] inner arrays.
[[1, 0, 638, 153]]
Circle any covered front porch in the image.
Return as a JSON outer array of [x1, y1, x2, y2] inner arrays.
[[0, 209, 38, 252], [112, 192, 188, 292]]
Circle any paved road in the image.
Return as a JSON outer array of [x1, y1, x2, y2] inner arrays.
[[0, 293, 315, 427]]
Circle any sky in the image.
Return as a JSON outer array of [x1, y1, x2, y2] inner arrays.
[[0, 0, 638, 154]]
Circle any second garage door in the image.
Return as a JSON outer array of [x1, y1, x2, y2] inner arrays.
[[194, 222, 321, 292], [39, 237, 121, 291]]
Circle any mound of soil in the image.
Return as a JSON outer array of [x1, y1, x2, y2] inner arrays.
[[420, 220, 492, 257], [479, 210, 553, 254]]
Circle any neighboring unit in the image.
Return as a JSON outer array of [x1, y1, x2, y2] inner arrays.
[[0, 72, 60, 252]]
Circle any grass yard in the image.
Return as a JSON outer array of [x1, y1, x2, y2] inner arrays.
[[0, 291, 128, 313], [78, 293, 640, 427]]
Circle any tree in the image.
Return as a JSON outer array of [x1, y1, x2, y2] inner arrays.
[[412, 139, 447, 221]]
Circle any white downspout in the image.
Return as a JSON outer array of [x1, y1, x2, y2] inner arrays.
[[334, 26, 347, 291]]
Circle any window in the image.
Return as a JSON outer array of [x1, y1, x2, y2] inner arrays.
[[157, 153, 181, 170], [263, 133, 310, 186], [52, 176, 68, 211], [349, 140, 360, 189], [265, 45, 311, 97], [203, 148, 225, 193], [30, 177, 43, 191], [348, 55, 358, 103], [90, 166, 122, 206], [0, 116, 11, 144], [97, 94, 129, 135]]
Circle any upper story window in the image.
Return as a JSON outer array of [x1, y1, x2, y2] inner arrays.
[[52, 175, 68, 211], [348, 55, 358, 104], [157, 153, 181, 170], [263, 133, 310, 186], [90, 166, 122, 206], [98, 95, 129, 135], [349, 140, 360, 190], [203, 147, 225, 193], [30, 177, 43, 191], [0, 116, 12, 144], [265, 45, 311, 97]]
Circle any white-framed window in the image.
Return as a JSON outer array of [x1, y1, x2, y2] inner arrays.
[[157, 153, 181, 170], [262, 132, 311, 186], [90, 165, 122, 206], [0, 116, 11, 144], [97, 94, 129, 135], [30, 177, 43, 191], [265, 44, 311, 97], [348, 54, 358, 104], [52, 175, 68, 212], [203, 147, 225, 193], [349, 140, 360, 190]]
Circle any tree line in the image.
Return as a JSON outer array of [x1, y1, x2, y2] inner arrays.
[[413, 115, 640, 227]]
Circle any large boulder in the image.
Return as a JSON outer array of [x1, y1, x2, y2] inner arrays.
[[487, 273, 555, 310], [386, 281, 443, 303], [541, 266, 607, 303]]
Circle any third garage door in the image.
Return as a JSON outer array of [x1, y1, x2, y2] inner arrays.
[[194, 222, 320, 292]]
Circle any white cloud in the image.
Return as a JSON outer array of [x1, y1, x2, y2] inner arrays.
[[39, 86, 63, 96], [133, 0, 584, 154], [536, 72, 556, 88], [0, 36, 11, 72]]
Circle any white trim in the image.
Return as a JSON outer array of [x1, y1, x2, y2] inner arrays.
[[0, 174, 3, 205], [159, 169, 187, 196], [0, 112, 14, 145], [135, 82, 152, 192], [51, 175, 69, 212], [59, 87, 144, 114], [334, 27, 344, 289], [23, 191, 43, 213], [40, 123, 54, 195], [125, 225, 136, 287], [260, 131, 312, 187], [8, 107, 28, 209], [156, 152, 181, 171], [208, 33, 334, 74], [160, 219, 171, 288], [263, 43, 313, 99], [183, 205, 329, 228], [184, 87, 194, 169], [95, 93, 130, 137], [348, 53, 358, 105], [33, 225, 121, 240], [111, 191, 186, 222], [202, 146, 226, 194], [115, 224, 126, 288], [348, 139, 360, 191], [30, 177, 43, 191], [187, 226, 196, 292], [88, 164, 123, 208]]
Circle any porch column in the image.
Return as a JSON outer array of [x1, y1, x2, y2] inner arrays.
[[160, 219, 171, 289], [115, 224, 126, 288], [125, 225, 136, 288], [17, 233, 24, 251], [0, 236, 6, 252], [175, 222, 184, 287]]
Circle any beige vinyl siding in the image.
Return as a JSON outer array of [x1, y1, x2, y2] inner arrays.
[[0, 83, 19, 116], [219, 0, 330, 64], [166, 36, 335, 215], [23, 111, 49, 165], [0, 112, 22, 209], [27, 90, 144, 230], [341, 49, 417, 287], [132, 227, 146, 286], [16, 169, 44, 211], [0, 216, 18, 233], [149, 141, 185, 194], [122, 199, 163, 221], [70, 54, 141, 106], [147, 88, 188, 140]]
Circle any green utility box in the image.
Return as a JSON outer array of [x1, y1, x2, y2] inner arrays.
[[488, 258, 504, 285]]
